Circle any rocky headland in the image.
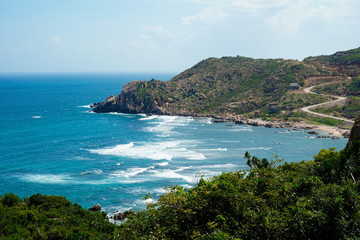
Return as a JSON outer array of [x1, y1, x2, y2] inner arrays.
[[91, 47, 360, 137]]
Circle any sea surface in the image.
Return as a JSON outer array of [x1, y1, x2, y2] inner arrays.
[[0, 73, 348, 214]]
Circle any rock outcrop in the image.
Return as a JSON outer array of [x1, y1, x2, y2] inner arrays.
[[347, 115, 360, 147], [92, 80, 168, 114], [89, 204, 101, 212], [112, 210, 136, 221]]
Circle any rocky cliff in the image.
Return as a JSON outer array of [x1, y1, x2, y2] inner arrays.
[[347, 115, 360, 147], [92, 80, 169, 114]]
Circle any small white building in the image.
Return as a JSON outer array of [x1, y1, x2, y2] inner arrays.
[[290, 83, 300, 90]]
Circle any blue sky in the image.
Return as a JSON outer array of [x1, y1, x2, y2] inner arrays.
[[0, 0, 359, 73]]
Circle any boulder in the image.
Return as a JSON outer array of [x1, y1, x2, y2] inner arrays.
[[113, 210, 136, 221], [347, 115, 360, 147], [307, 131, 320, 135], [332, 136, 340, 140], [89, 204, 101, 212], [316, 136, 331, 139]]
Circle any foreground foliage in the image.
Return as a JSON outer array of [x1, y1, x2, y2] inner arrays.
[[1, 142, 360, 239], [119, 142, 360, 239], [0, 194, 117, 239]]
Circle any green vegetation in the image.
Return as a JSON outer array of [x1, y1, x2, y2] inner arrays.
[[288, 111, 344, 126], [304, 47, 360, 66], [313, 96, 360, 120], [126, 56, 332, 117], [313, 75, 360, 97], [0, 194, 117, 239], [94, 47, 360, 124], [118, 142, 360, 239], [2, 142, 360, 239]]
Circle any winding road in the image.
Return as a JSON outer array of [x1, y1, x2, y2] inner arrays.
[[301, 83, 354, 124]]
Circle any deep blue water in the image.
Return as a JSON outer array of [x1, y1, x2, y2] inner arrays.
[[0, 73, 347, 214]]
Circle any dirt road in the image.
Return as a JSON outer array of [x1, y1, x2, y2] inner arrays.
[[301, 84, 354, 124]]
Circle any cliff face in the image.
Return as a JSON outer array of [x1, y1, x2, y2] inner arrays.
[[91, 80, 168, 114], [347, 115, 360, 147], [91, 48, 360, 116]]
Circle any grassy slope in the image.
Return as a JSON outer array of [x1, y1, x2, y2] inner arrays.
[[139, 57, 330, 117], [130, 48, 360, 120]]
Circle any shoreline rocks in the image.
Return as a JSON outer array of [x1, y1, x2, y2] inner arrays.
[[89, 204, 101, 212], [111, 210, 136, 221]]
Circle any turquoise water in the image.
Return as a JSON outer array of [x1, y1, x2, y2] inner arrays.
[[0, 73, 347, 214]]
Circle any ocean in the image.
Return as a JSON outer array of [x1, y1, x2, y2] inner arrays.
[[0, 73, 348, 214]]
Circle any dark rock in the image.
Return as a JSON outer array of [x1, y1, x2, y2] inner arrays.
[[332, 136, 340, 140], [347, 115, 360, 147], [114, 210, 136, 221], [89, 204, 101, 212], [265, 123, 275, 128], [307, 131, 320, 135], [234, 120, 245, 125], [316, 136, 331, 139], [213, 118, 226, 123]]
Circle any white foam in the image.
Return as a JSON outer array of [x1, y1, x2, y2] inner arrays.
[[157, 162, 169, 166], [153, 187, 167, 193], [135, 198, 156, 206], [149, 169, 196, 183], [143, 116, 194, 134], [199, 163, 237, 169], [238, 147, 272, 151], [19, 173, 146, 185], [202, 148, 227, 151], [181, 184, 194, 189], [227, 127, 253, 132], [31, 116, 42, 119], [111, 166, 155, 178], [89, 140, 205, 161], [140, 115, 159, 121], [144, 198, 154, 204], [73, 156, 91, 160], [78, 105, 91, 108], [80, 169, 103, 175], [197, 117, 213, 124], [20, 174, 71, 184]]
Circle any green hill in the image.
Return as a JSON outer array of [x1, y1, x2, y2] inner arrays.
[[92, 48, 360, 120]]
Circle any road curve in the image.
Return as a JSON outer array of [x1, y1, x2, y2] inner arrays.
[[301, 84, 354, 124]]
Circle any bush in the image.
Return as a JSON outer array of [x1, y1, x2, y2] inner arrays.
[[1, 193, 21, 207]]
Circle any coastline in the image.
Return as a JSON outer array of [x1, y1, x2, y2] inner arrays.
[[188, 113, 350, 138], [93, 108, 351, 138]]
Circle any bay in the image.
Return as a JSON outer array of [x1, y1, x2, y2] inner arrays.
[[0, 73, 347, 214]]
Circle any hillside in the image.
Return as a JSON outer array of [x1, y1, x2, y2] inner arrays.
[[91, 47, 360, 121], [304, 47, 360, 77]]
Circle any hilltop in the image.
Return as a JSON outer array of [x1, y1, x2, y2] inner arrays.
[[91, 47, 360, 129]]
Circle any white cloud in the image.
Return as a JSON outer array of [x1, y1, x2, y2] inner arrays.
[[49, 36, 66, 48], [182, 0, 360, 35], [181, 6, 229, 25], [265, 0, 360, 35], [142, 25, 177, 39], [138, 33, 151, 40], [127, 26, 177, 49]]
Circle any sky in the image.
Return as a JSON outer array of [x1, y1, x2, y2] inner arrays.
[[0, 0, 359, 73]]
